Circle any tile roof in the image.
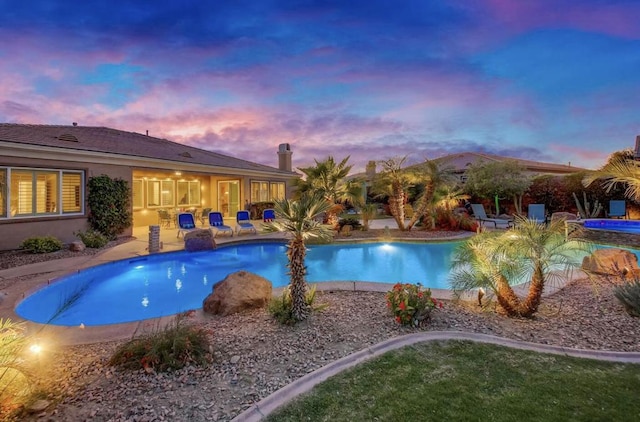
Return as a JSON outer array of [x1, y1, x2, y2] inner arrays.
[[431, 151, 588, 173], [0, 123, 294, 175]]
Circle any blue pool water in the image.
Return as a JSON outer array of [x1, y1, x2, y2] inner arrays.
[[16, 241, 460, 327], [584, 219, 640, 234]]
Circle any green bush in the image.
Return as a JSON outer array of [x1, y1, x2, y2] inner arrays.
[[268, 284, 326, 325], [75, 229, 109, 248], [19, 236, 63, 254], [87, 175, 132, 240], [108, 318, 212, 372], [614, 278, 640, 317], [385, 283, 442, 327]]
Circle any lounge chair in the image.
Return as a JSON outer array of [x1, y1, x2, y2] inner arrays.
[[263, 208, 276, 222], [236, 210, 257, 235], [527, 204, 546, 224], [608, 200, 627, 219], [177, 212, 198, 239], [470, 204, 513, 229], [208, 211, 233, 237]]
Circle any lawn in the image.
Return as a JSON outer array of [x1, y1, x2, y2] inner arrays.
[[266, 341, 640, 422]]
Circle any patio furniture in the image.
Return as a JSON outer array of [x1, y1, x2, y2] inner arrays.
[[263, 208, 276, 222], [470, 204, 513, 229], [236, 210, 257, 235], [527, 204, 546, 224], [607, 200, 628, 219], [208, 211, 233, 237], [157, 209, 173, 228], [177, 212, 198, 239], [199, 207, 212, 226]]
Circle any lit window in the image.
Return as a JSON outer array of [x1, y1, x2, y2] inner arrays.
[[177, 180, 201, 206], [132, 179, 144, 208]]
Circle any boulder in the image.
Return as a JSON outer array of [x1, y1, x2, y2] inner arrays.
[[69, 240, 86, 252], [203, 271, 272, 316], [184, 229, 216, 252], [550, 212, 578, 223], [581, 248, 639, 276]]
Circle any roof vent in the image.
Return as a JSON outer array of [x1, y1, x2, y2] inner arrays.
[[57, 133, 78, 142], [179, 152, 193, 158]]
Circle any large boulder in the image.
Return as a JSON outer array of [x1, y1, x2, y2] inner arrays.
[[203, 271, 272, 316], [184, 229, 216, 252], [582, 248, 639, 276]]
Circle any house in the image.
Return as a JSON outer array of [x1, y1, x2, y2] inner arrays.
[[0, 123, 298, 250]]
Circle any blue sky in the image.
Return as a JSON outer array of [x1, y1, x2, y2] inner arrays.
[[1, 0, 638, 171]]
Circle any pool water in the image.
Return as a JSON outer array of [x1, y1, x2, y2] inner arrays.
[[16, 241, 461, 326], [583, 219, 640, 234]]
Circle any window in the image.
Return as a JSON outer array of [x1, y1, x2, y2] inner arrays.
[[147, 180, 174, 207], [2, 167, 84, 219], [177, 180, 201, 206], [252, 180, 285, 202], [132, 179, 144, 208]]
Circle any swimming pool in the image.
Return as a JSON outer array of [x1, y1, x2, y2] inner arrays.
[[583, 219, 640, 234], [16, 241, 461, 327]]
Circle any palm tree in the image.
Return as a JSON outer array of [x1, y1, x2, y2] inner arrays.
[[294, 156, 362, 227], [583, 159, 640, 201], [262, 193, 334, 321], [450, 218, 590, 317], [406, 160, 455, 230], [371, 156, 414, 230]]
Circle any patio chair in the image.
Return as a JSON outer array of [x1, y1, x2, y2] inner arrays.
[[157, 209, 173, 228], [236, 210, 257, 235], [470, 203, 513, 229], [527, 204, 546, 224], [208, 211, 233, 237], [199, 207, 212, 226], [263, 208, 276, 222], [177, 212, 198, 239], [608, 200, 628, 219]]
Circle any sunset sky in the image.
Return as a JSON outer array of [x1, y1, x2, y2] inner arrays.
[[1, 0, 638, 172]]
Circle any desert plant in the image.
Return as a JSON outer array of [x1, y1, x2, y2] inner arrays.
[[573, 191, 603, 218], [268, 284, 327, 325], [360, 203, 378, 231], [19, 236, 63, 254], [74, 229, 109, 248], [108, 318, 211, 372], [385, 283, 442, 327], [0, 319, 32, 414], [262, 193, 334, 322], [614, 278, 640, 317]]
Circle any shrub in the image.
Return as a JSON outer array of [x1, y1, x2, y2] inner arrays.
[[0, 319, 32, 415], [337, 217, 362, 231], [268, 284, 326, 325], [108, 318, 212, 372], [385, 283, 442, 327], [87, 175, 132, 240], [75, 229, 109, 248], [19, 236, 63, 254], [614, 278, 640, 317]]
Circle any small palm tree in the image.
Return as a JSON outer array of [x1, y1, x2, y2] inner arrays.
[[371, 156, 415, 230], [406, 160, 456, 230], [450, 218, 590, 317], [262, 193, 334, 321], [583, 159, 640, 201]]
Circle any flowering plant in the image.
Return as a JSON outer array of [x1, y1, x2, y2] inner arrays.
[[385, 283, 443, 327]]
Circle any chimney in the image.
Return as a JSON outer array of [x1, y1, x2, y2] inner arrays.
[[635, 135, 640, 160], [365, 160, 376, 180], [72, 122, 77, 126], [277, 143, 293, 171]]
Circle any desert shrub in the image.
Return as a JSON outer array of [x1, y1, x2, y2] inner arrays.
[[614, 278, 640, 317], [457, 213, 479, 232], [19, 236, 63, 254], [434, 208, 459, 230], [268, 284, 326, 325], [337, 217, 362, 231], [0, 319, 32, 415], [109, 318, 212, 372], [75, 229, 109, 248], [385, 283, 443, 327]]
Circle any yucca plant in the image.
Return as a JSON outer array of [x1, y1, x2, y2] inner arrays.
[[614, 278, 640, 317]]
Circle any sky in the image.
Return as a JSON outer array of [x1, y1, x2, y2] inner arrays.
[[1, 0, 639, 172]]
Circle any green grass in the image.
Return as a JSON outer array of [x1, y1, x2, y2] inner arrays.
[[266, 341, 640, 422]]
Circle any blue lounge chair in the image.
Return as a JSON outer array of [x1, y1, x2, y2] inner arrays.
[[527, 204, 546, 224], [236, 210, 257, 235], [608, 200, 627, 219], [470, 203, 513, 229], [263, 208, 276, 222], [177, 212, 198, 239], [208, 211, 233, 237]]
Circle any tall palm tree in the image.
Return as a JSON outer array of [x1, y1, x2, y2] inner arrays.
[[450, 218, 590, 317], [294, 156, 362, 227], [262, 193, 333, 321], [583, 159, 640, 201]]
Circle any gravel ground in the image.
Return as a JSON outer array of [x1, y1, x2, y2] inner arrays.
[[4, 228, 640, 421]]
